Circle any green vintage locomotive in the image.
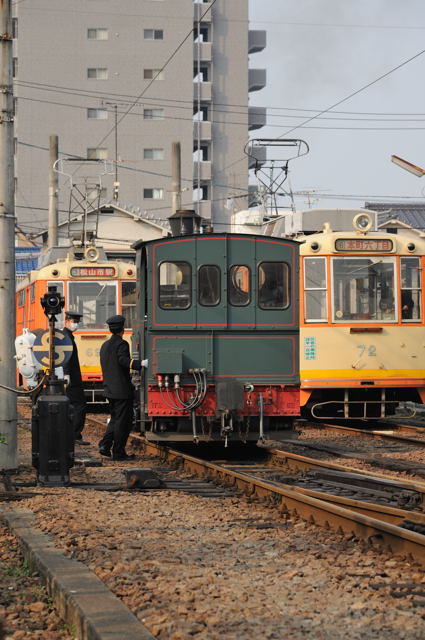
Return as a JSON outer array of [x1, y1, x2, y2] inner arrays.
[[132, 211, 300, 445]]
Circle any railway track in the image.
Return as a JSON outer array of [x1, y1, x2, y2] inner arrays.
[[130, 433, 425, 565]]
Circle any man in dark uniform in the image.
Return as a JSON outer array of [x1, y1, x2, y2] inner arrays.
[[98, 315, 140, 460], [63, 311, 89, 445]]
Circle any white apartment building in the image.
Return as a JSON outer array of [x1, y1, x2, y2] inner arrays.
[[13, 0, 266, 234]]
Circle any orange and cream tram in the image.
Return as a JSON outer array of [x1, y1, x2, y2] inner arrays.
[[299, 212, 425, 419], [16, 246, 136, 402]]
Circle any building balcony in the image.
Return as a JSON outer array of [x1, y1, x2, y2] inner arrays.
[[194, 81, 211, 102], [248, 106, 267, 131], [248, 145, 267, 170], [193, 120, 212, 140], [248, 68, 266, 93], [248, 30, 267, 54], [194, 1, 212, 23], [193, 161, 212, 181], [193, 41, 212, 61]]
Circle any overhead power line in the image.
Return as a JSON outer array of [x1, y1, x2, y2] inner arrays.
[[16, 79, 425, 118]]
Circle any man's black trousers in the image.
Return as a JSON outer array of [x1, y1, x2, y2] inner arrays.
[[99, 398, 133, 456]]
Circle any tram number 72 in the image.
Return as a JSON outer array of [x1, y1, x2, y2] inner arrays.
[[357, 344, 376, 357]]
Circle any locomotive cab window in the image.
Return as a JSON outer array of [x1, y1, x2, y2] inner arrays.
[[332, 257, 396, 322], [304, 257, 327, 322], [198, 265, 220, 306], [258, 262, 289, 309], [159, 261, 191, 309], [401, 257, 421, 322], [229, 265, 250, 306]]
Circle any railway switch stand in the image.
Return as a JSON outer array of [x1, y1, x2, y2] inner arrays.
[[31, 286, 74, 486]]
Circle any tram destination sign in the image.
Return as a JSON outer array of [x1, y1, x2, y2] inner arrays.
[[335, 238, 393, 252], [70, 266, 116, 277]]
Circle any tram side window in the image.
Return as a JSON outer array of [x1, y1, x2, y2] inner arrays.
[[401, 257, 421, 322], [18, 289, 25, 306], [29, 283, 35, 302], [121, 281, 137, 326], [159, 261, 191, 309], [198, 265, 220, 306], [47, 281, 64, 326], [229, 265, 250, 306], [332, 257, 396, 322], [258, 262, 289, 309], [304, 257, 327, 322], [68, 281, 116, 329]]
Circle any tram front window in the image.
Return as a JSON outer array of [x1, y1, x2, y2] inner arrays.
[[68, 281, 117, 329], [332, 257, 396, 322]]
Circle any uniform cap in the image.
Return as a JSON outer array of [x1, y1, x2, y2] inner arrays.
[[65, 310, 83, 321], [106, 314, 126, 329]]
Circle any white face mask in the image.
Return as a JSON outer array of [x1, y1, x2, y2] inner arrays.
[[69, 322, 79, 332]]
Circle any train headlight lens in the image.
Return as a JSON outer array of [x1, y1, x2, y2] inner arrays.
[[353, 213, 373, 233]]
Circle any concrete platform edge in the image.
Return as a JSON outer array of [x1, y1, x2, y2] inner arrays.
[[0, 507, 155, 640]]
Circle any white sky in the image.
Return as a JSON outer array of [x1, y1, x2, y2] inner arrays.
[[248, 0, 425, 211]]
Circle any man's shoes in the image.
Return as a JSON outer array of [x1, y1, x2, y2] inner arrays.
[[112, 453, 136, 461], [75, 438, 91, 445], [99, 448, 111, 457]]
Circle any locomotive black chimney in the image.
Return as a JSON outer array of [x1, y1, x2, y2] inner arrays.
[[168, 209, 201, 237]]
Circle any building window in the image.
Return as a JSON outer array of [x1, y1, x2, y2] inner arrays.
[[87, 148, 108, 160], [143, 108, 164, 120], [87, 28, 109, 40], [13, 57, 17, 78], [144, 68, 164, 80], [143, 188, 164, 199], [144, 148, 164, 160], [12, 18, 18, 39], [87, 108, 108, 119], [87, 68, 108, 80], [159, 261, 191, 310], [144, 29, 163, 40]]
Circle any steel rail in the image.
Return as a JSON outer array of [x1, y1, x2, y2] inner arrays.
[[130, 434, 425, 564], [317, 422, 425, 446]]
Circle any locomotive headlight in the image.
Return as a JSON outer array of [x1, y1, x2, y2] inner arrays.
[[353, 213, 373, 233]]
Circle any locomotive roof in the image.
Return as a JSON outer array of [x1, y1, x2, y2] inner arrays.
[[132, 231, 300, 251]]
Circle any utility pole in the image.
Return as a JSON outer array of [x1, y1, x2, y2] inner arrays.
[[0, 0, 16, 469], [171, 141, 181, 212], [48, 135, 59, 248]]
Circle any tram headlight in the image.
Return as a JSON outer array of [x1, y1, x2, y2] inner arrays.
[[353, 213, 373, 233]]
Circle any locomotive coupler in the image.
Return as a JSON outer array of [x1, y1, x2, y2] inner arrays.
[[220, 411, 233, 448]]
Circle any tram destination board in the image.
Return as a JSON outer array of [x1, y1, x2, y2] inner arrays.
[[70, 266, 116, 277], [335, 238, 393, 252]]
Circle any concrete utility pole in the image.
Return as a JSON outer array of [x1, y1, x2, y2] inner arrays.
[[48, 135, 59, 248], [0, 0, 16, 469], [171, 141, 181, 212]]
